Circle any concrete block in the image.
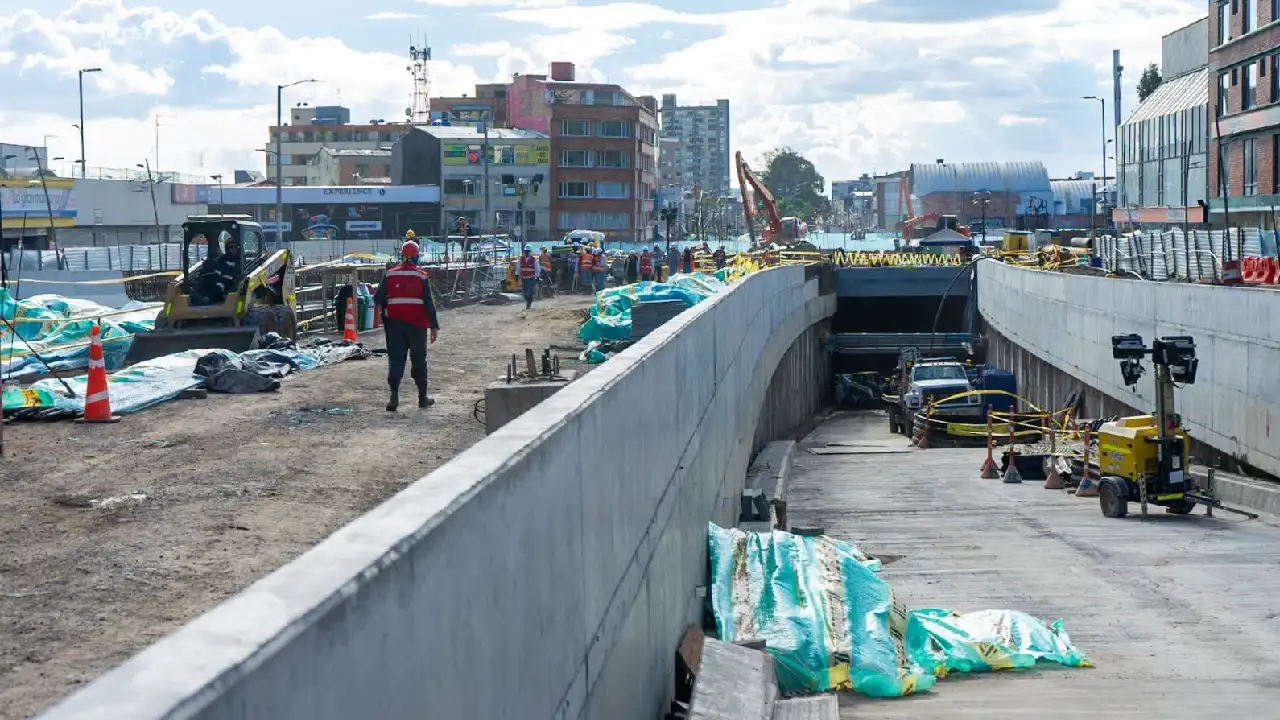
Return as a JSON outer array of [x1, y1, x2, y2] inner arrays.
[[483, 378, 570, 435], [774, 695, 840, 720], [687, 638, 778, 720]]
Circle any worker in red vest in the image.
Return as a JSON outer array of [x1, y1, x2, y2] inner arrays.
[[639, 249, 653, 282], [518, 246, 539, 310], [539, 246, 554, 290], [373, 240, 440, 412], [591, 248, 609, 292]]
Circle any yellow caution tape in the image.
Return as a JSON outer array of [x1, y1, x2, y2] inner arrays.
[[19, 270, 181, 285]]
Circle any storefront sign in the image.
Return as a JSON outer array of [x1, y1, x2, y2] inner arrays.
[[0, 178, 76, 228], [442, 143, 550, 166], [208, 184, 439, 204], [346, 220, 383, 232]]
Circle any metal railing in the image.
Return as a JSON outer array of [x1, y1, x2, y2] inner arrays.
[[5, 244, 205, 273]]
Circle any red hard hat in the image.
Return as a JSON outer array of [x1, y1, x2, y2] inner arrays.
[[401, 240, 420, 258]]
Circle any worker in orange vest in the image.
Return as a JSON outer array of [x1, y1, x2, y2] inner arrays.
[[373, 240, 440, 412], [518, 246, 539, 310], [539, 246, 553, 289], [576, 247, 593, 293], [639, 249, 654, 282]]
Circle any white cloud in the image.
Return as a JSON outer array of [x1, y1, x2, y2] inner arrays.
[[364, 12, 425, 20], [998, 114, 1048, 127], [417, 0, 571, 6]]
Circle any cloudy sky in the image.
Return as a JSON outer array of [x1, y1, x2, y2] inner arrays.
[[0, 0, 1204, 186]]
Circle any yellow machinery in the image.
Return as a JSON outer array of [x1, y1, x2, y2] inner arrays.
[[124, 215, 297, 365], [1095, 334, 1243, 519]]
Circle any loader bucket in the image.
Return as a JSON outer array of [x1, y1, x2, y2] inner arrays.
[[124, 326, 261, 366]]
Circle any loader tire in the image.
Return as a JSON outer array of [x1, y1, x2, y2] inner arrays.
[[243, 305, 278, 337], [269, 305, 298, 341]]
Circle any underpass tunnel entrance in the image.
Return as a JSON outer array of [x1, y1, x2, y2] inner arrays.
[[831, 295, 972, 376]]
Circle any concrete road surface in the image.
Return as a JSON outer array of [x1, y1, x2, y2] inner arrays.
[[786, 411, 1280, 719]]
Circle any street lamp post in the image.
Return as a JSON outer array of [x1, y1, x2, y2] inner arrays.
[[78, 67, 102, 178], [1083, 95, 1107, 193], [660, 203, 678, 256], [211, 174, 225, 208], [276, 79, 320, 254], [478, 120, 492, 240], [972, 191, 991, 245]]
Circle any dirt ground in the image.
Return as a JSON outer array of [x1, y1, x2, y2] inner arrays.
[[0, 293, 591, 719]]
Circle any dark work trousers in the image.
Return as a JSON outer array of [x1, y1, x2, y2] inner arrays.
[[384, 318, 428, 391], [521, 277, 537, 308]]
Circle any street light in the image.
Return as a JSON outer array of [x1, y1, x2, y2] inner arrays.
[[972, 190, 992, 245], [275, 78, 321, 254], [211, 174, 225, 208], [1083, 96, 1107, 194], [78, 67, 102, 178]]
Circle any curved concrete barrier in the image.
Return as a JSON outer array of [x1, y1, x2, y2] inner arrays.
[[978, 260, 1280, 478], [38, 265, 836, 720]]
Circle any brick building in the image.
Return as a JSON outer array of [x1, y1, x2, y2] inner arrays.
[[1208, 0, 1280, 227], [265, 105, 411, 186], [306, 148, 391, 186], [508, 63, 659, 243], [430, 83, 509, 128]]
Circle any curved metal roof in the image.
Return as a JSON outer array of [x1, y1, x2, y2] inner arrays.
[[910, 161, 1051, 195], [1051, 179, 1096, 211]]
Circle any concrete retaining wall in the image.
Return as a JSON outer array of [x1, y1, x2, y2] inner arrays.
[[978, 260, 1280, 478], [39, 265, 836, 720]]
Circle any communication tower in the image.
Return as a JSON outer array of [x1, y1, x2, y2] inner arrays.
[[407, 37, 432, 123]]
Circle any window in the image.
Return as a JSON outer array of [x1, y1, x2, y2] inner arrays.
[[558, 181, 591, 198], [1274, 134, 1279, 193], [1218, 142, 1229, 195], [595, 181, 630, 199], [442, 178, 480, 196], [594, 90, 616, 106], [1272, 55, 1279, 103], [1244, 138, 1259, 195], [560, 119, 592, 136], [597, 150, 630, 168], [557, 211, 631, 229], [599, 120, 632, 137], [1219, 72, 1230, 117], [497, 145, 516, 164], [1245, 62, 1258, 109], [559, 149, 592, 167]]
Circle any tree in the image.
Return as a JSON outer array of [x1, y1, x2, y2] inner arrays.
[[759, 147, 830, 221], [1137, 63, 1163, 103]]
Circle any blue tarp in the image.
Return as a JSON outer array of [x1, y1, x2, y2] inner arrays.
[[0, 288, 159, 377], [707, 523, 1091, 697], [578, 273, 731, 343]]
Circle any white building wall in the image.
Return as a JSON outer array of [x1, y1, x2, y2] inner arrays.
[[58, 178, 207, 247]]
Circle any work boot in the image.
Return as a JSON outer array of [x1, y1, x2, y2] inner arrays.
[[417, 384, 434, 408], [386, 388, 399, 412]]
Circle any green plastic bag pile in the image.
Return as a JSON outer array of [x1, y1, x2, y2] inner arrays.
[[0, 288, 158, 377], [707, 523, 1092, 697], [578, 273, 732, 344]]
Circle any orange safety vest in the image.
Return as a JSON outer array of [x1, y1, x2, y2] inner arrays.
[[539, 252, 552, 270], [519, 254, 537, 279], [579, 252, 592, 270], [639, 254, 652, 274], [383, 263, 432, 328]]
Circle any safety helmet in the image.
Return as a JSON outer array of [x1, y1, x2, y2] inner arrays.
[[401, 240, 420, 259], [405, 229, 417, 240]]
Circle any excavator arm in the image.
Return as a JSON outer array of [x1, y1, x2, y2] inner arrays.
[[736, 151, 784, 245]]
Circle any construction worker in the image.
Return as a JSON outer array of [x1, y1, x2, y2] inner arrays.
[[667, 245, 680, 278], [518, 246, 539, 310], [625, 251, 639, 285], [373, 240, 440, 412], [591, 248, 609, 292], [682, 246, 694, 274], [195, 233, 239, 306], [652, 243, 665, 281], [539, 246, 553, 289], [713, 245, 726, 269], [577, 247, 593, 292], [639, 248, 653, 282]]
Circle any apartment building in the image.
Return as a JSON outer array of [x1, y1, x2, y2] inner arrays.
[[430, 83, 510, 128], [1115, 18, 1209, 226], [306, 148, 392, 186], [508, 62, 659, 243], [1208, 0, 1280, 226], [659, 94, 731, 198], [265, 104, 412, 186]]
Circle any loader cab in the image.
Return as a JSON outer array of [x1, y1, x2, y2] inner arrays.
[[182, 215, 263, 294]]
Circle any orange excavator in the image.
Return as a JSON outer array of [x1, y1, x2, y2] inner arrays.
[[897, 172, 970, 242], [736, 151, 807, 247]]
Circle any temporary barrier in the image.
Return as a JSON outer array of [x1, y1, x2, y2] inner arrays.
[[707, 523, 1092, 697], [0, 289, 160, 378]]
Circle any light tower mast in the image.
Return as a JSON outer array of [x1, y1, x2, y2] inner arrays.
[[408, 37, 432, 123]]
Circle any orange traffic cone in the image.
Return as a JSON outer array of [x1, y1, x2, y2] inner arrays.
[[343, 295, 359, 343], [980, 412, 999, 478], [1002, 418, 1022, 483], [77, 324, 120, 424], [917, 409, 932, 449], [1075, 429, 1098, 497], [1043, 417, 1063, 489]]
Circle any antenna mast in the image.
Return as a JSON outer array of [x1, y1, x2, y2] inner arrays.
[[408, 36, 432, 123]]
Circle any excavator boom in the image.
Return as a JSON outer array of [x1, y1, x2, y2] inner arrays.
[[736, 151, 784, 245]]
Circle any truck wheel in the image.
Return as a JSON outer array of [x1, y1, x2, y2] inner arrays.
[[1164, 497, 1196, 515], [1099, 477, 1128, 518]]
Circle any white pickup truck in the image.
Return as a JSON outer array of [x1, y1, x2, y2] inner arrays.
[[888, 359, 983, 436]]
